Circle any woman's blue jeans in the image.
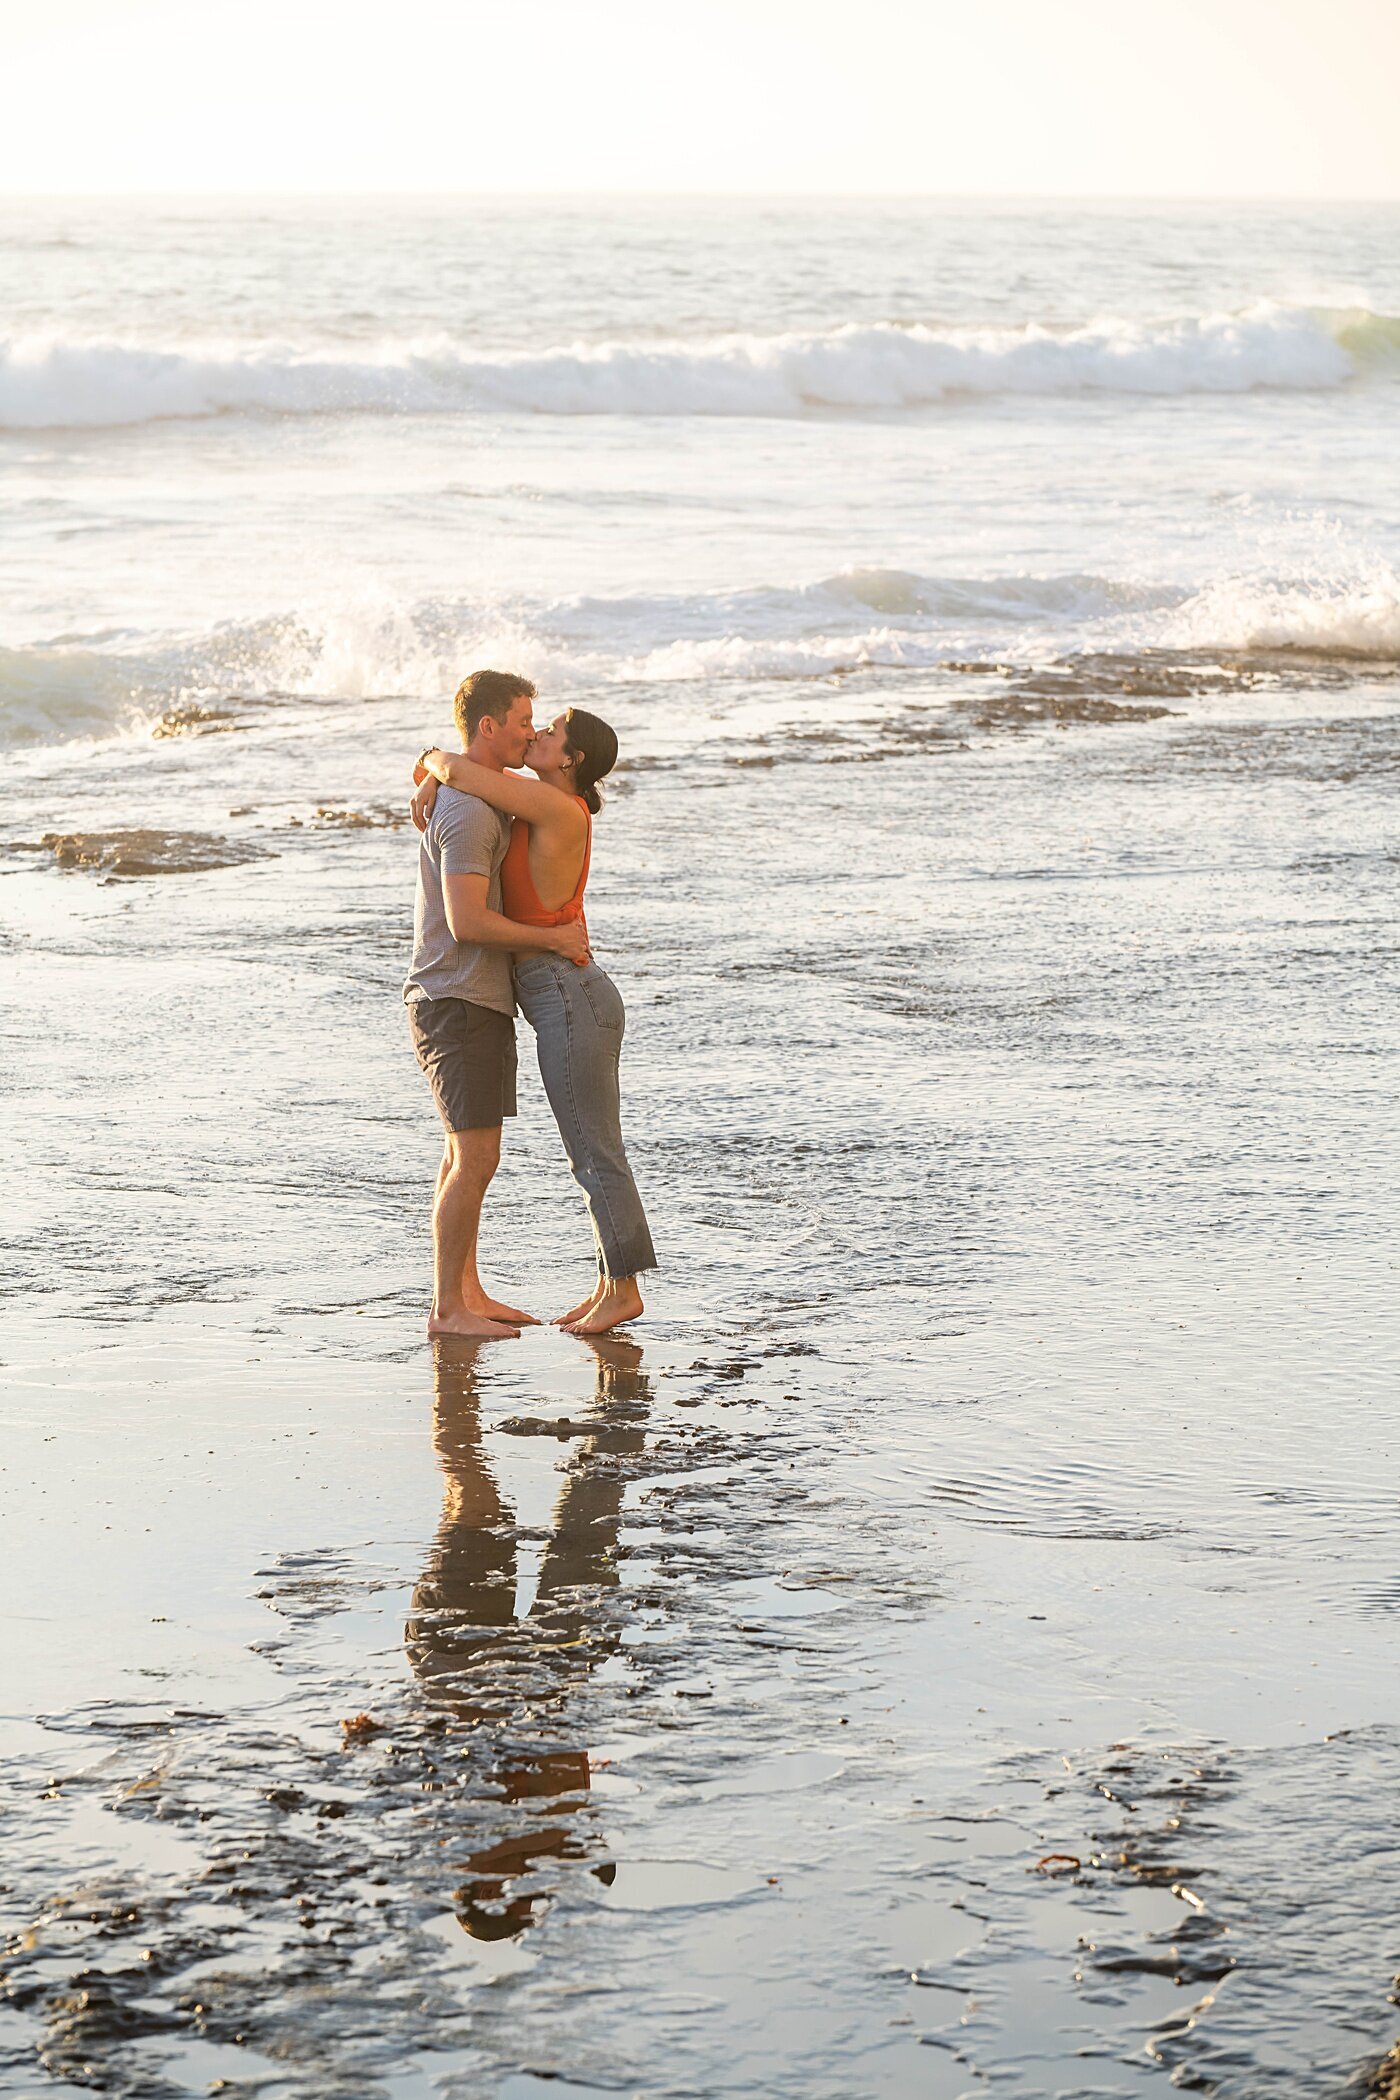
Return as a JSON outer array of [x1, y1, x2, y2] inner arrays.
[[512, 955, 657, 1281]]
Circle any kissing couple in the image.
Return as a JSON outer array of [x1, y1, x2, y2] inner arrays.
[[405, 669, 656, 1341]]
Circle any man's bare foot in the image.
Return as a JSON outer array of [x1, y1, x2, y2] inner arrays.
[[427, 1308, 521, 1340], [465, 1294, 541, 1326], [552, 1282, 604, 1327], [562, 1279, 644, 1337]]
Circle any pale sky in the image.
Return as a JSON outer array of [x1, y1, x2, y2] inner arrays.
[[4, 0, 1400, 197]]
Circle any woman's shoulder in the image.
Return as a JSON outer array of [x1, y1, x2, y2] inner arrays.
[[514, 785, 587, 836], [548, 792, 590, 831]]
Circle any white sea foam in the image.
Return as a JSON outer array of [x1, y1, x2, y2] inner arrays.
[[1169, 570, 1400, 657], [0, 304, 1391, 429], [0, 639, 156, 749], [7, 563, 1399, 752]]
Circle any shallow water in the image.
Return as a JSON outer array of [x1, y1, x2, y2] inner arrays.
[[3, 649, 1399, 2095]]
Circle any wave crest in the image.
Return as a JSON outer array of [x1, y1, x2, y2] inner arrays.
[[1, 302, 1391, 429]]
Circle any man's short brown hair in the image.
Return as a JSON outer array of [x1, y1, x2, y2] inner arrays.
[[454, 670, 537, 741]]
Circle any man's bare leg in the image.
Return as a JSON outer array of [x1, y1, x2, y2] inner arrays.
[[561, 1277, 645, 1337], [428, 1128, 519, 1340], [437, 1143, 539, 1325]]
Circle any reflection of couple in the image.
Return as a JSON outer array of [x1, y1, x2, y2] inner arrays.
[[405, 670, 656, 1339], [407, 1335, 649, 1938]]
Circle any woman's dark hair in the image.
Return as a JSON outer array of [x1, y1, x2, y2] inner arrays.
[[563, 707, 619, 815]]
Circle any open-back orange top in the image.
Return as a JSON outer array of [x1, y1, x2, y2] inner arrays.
[[499, 798, 591, 932]]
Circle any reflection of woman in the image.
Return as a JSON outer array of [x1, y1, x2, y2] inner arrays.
[[413, 707, 655, 1337], [406, 1335, 650, 1942]]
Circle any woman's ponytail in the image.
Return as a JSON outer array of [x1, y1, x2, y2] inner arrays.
[[564, 708, 619, 815]]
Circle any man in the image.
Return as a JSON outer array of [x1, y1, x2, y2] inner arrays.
[[405, 670, 590, 1339]]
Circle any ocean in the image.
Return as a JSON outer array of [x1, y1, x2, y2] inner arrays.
[[4, 196, 1400, 746], [1, 198, 1398, 2098]]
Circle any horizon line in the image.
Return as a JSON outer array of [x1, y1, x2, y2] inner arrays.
[[5, 188, 1400, 207]]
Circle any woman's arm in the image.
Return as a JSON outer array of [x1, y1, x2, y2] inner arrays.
[[420, 748, 586, 835], [411, 771, 438, 832]]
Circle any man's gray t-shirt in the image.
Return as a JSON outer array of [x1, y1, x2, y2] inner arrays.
[[404, 786, 514, 1015]]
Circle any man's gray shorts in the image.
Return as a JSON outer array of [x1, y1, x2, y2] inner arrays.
[[407, 996, 517, 1132]]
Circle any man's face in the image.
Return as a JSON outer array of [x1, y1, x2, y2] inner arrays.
[[498, 695, 536, 767]]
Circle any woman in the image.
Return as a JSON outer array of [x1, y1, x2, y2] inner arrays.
[[412, 707, 656, 1336]]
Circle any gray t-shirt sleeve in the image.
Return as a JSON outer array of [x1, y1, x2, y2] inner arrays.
[[434, 795, 502, 878]]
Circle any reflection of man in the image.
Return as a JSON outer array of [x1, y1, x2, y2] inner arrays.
[[404, 671, 588, 1341], [407, 1335, 650, 1941]]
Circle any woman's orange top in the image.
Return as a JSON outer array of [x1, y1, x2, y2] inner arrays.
[[500, 798, 591, 931]]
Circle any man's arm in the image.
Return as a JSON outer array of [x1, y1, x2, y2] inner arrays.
[[443, 873, 589, 963]]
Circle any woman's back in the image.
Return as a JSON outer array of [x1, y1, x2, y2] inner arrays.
[[501, 799, 591, 924]]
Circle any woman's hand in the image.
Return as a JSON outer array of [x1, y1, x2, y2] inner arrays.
[[411, 775, 439, 833]]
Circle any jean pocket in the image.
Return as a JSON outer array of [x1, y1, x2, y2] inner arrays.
[[579, 966, 625, 1032]]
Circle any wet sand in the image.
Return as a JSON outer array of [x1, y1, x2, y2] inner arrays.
[[2, 663, 1399, 2097]]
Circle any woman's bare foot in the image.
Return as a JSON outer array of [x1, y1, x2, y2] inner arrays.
[[552, 1282, 604, 1327], [427, 1308, 521, 1340], [562, 1279, 644, 1336], [466, 1293, 540, 1326]]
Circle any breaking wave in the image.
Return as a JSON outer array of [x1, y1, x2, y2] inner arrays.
[[1, 303, 1396, 429], [1167, 570, 1400, 657], [5, 564, 1399, 751]]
